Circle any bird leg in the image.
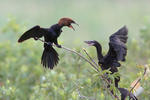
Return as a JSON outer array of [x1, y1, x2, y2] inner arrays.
[[47, 42, 52, 46], [54, 39, 61, 48], [55, 44, 62, 48], [34, 37, 39, 40]]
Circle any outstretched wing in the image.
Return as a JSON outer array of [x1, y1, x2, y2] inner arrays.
[[107, 26, 128, 61], [18, 25, 47, 42]]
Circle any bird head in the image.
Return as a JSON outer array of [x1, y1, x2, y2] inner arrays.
[[58, 17, 78, 31], [84, 40, 98, 46]]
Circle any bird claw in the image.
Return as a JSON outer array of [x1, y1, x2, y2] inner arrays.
[[56, 44, 62, 48], [34, 37, 38, 40], [47, 42, 52, 46]]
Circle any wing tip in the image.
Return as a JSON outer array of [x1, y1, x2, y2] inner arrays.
[[18, 38, 25, 43], [121, 25, 128, 33], [18, 39, 22, 43]]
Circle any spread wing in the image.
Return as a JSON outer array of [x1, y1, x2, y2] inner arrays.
[[18, 25, 47, 42], [107, 26, 128, 61]]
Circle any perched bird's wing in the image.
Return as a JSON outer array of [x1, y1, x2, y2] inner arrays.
[[107, 26, 128, 61], [18, 25, 47, 42]]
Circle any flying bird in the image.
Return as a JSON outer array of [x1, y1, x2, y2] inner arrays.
[[18, 18, 78, 69], [84, 26, 128, 87]]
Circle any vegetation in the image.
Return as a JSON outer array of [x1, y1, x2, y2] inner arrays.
[[0, 0, 150, 100]]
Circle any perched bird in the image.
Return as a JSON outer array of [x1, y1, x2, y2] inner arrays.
[[18, 18, 78, 69], [84, 26, 128, 87], [118, 88, 138, 100]]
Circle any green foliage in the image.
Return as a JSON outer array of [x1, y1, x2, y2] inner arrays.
[[0, 18, 120, 100], [0, 14, 150, 100]]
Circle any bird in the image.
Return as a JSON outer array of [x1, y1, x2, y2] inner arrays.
[[84, 26, 128, 88], [18, 17, 78, 69], [118, 88, 138, 100]]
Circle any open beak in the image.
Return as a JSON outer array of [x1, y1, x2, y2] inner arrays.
[[84, 41, 94, 46], [74, 22, 79, 26], [69, 25, 75, 31], [69, 22, 79, 31], [84, 41, 90, 44]]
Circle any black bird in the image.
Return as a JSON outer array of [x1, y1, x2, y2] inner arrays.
[[18, 18, 78, 69], [84, 26, 128, 87], [118, 88, 138, 100]]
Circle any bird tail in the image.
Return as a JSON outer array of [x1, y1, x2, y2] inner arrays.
[[41, 44, 59, 69]]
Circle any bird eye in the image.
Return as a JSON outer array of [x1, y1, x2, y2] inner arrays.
[[68, 23, 71, 26]]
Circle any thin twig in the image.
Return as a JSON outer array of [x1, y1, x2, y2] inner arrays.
[[37, 38, 99, 72], [37, 38, 119, 100], [129, 78, 141, 94], [83, 48, 99, 68], [60, 46, 99, 72], [74, 82, 96, 100], [76, 88, 89, 100], [83, 49, 120, 100], [129, 67, 147, 93], [74, 82, 90, 100], [125, 66, 147, 100]]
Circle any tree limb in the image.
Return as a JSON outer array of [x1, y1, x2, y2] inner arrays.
[[83, 48, 120, 100], [37, 38, 119, 100]]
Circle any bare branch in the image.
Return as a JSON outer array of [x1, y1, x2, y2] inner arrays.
[[37, 38, 119, 100], [83, 48, 120, 100], [37, 38, 99, 72], [83, 48, 99, 68]]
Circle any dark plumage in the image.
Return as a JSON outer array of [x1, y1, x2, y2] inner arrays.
[[118, 88, 138, 100], [84, 26, 128, 87], [85, 26, 138, 100], [18, 17, 78, 69]]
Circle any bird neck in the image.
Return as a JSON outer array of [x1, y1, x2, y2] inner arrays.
[[54, 24, 63, 29], [49, 24, 63, 37], [95, 43, 103, 61], [51, 24, 63, 31], [57, 23, 67, 28]]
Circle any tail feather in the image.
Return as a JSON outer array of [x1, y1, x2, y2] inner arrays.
[[41, 44, 59, 69]]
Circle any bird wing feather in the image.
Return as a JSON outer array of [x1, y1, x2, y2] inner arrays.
[[107, 26, 128, 61], [18, 25, 47, 42]]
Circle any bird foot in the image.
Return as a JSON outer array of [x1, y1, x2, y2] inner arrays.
[[47, 42, 52, 46], [34, 37, 38, 40], [56, 44, 62, 48]]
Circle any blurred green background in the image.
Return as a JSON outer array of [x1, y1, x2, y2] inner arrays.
[[0, 0, 150, 100]]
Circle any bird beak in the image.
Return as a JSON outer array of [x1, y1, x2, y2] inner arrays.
[[74, 22, 79, 26], [69, 22, 79, 31], [84, 41, 90, 44], [84, 41, 94, 46], [68, 25, 75, 31]]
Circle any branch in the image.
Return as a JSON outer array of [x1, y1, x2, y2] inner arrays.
[[60, 46, 99, 72], [76, 88, 90, 100], [37, 38, 119, 100], [37, 38, 99, 72], [74, 82, 90, 100], [83, 49, 120, 100], [129, 67, 147, 93], [83, 48, 99, 68]]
